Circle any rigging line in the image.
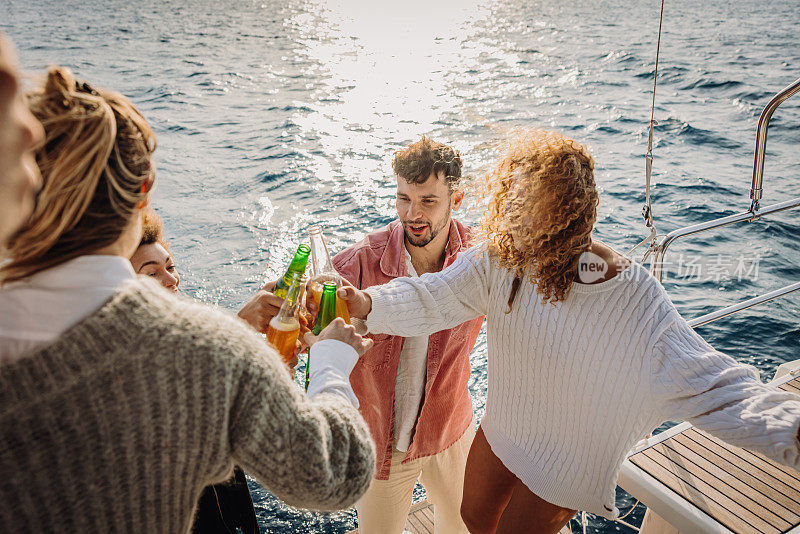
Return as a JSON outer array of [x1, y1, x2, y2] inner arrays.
[[617, 499, 641, 521], [632, 0, 666, 261]]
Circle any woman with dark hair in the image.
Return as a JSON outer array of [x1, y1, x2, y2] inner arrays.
[[0, 66, 375, 532], [340, 128, 800, 534], [131, 209, 180, 291]]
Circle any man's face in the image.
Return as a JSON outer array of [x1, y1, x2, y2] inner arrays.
[[396, 170, 463, 248], [0, 37, 44, 248]]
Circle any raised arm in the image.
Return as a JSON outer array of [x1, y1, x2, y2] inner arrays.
[[349, 245, 490, 337], [225, 317, 375, 511], [651, 315, 800, 468]]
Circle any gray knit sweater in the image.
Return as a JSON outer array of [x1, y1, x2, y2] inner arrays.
[[0, 277, 375, 532]]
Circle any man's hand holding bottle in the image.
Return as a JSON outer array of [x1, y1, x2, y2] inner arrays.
[[334, 285, 372, 321]]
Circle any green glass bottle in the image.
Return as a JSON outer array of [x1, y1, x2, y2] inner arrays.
[[311, 281, 338, 335], [274, 244, 311, 299], [306, 281, 338, 391]]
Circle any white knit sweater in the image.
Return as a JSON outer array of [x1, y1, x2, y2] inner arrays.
[[365, 245, 800, 518]]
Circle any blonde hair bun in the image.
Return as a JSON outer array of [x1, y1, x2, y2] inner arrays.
[[1, 68, 156, 284]]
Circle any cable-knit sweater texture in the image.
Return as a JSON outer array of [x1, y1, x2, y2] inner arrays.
[[365, 245, 800, 518], [0, 277, 375, 532]]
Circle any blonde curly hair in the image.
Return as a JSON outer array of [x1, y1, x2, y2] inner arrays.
[[478, 128, 598, 307]]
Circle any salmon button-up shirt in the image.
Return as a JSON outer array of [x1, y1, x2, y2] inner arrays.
[[333, 219, 484, 480]]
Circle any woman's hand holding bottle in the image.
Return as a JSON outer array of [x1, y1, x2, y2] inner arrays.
[[237, 280, 285, 334], [304, 318, 373, 357]]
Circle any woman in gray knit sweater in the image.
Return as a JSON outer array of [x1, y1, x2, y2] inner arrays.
[[0, 64, 376, 533]]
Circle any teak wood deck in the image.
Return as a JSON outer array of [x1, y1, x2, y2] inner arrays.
[[621, 373, 800, 534]]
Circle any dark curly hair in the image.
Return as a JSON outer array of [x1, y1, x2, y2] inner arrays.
[[392, 136, 462, 192], [139, 208, 168, 249]]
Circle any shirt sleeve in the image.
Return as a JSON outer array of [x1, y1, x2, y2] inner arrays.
[[306, 339, 360, 408], [650, 316, 800, 469], [365, 245, 489, 337], [226, 321, 375, 512]]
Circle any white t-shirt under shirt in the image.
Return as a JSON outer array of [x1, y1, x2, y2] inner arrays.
[[392, 248, 430, 452]]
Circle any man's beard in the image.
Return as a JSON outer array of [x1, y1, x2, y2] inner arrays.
[[403, 207, 450, 248]]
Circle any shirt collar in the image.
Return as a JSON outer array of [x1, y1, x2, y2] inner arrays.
[[12, 255, 137, 291]]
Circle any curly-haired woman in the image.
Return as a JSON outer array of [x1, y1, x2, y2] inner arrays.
[[132, 209, 303, 362], [0, 67, 375, 532], [340, 129, 800, 533], [130, 209, 180, 291]]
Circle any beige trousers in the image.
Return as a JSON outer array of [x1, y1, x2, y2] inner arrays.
[[356, 424, 475, 534]]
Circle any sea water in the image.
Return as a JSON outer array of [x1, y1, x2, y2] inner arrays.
[[3, 0, 799, 531]]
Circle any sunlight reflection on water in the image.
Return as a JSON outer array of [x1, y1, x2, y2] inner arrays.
[[287, 0, 495, 223]]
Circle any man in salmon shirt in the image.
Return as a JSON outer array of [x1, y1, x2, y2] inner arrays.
[[333, 138, 483, 534]]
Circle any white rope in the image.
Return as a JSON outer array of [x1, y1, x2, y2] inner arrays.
[[630, 0, 666, 262], [569, 500, 642, 533]]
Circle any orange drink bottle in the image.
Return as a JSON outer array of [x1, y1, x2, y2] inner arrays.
[[306, 281, 337, 391], [308, 225, 350, 323], [266, 317, 300, 364], [265, 273, 303, 366]]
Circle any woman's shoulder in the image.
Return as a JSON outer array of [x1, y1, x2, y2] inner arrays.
[[0, 277, 277, 405], [102, 277, 269, 358], [610, 260, 684, 333], [456, 241, 496, 267]]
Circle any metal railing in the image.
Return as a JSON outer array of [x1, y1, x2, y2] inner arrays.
[[687, 281, 800, 328], [649, 76, 800, 326], [750, 77, 800, 214]]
